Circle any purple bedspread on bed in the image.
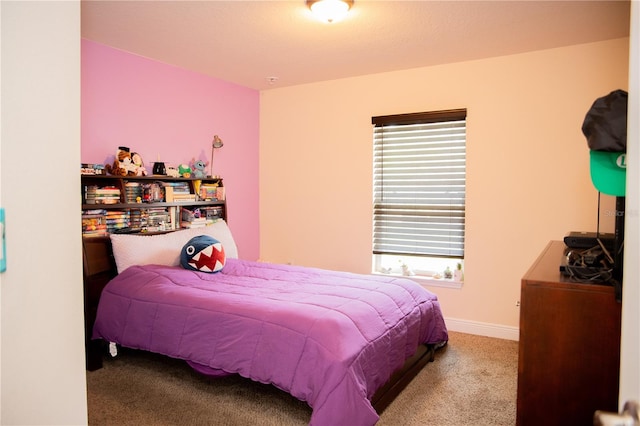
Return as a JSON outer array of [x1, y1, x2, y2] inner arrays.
[[93, 259, 448, 425]]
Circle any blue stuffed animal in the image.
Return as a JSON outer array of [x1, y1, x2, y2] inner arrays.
[[192, 159, 208, 178]]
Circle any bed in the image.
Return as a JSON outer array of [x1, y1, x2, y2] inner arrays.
[[85, 221, 448, 426]]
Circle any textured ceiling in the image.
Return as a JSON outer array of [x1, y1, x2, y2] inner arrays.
[[81, 0, 631, 91]]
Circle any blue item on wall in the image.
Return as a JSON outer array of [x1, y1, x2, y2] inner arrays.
[[1, 208, 6, 272]]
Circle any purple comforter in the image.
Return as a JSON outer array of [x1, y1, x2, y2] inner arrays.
[[93, 259, 448, 425]]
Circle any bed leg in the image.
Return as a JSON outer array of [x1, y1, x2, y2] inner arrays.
[[109, 342, 118, 357]]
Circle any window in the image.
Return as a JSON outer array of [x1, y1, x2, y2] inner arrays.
[[372, 109, 467, 284]]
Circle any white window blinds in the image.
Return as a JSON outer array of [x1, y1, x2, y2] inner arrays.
[[372, 109, 467, 258]]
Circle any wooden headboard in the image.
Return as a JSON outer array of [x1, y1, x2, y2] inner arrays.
[[83, 236, 116, 276], [82, 236, 117, 370]]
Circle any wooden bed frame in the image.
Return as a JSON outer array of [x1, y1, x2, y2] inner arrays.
[[82, 235, 442, 414]]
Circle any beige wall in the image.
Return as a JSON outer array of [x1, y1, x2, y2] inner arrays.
[[1, 1, 87, 424], [260, 38, 629, 335]]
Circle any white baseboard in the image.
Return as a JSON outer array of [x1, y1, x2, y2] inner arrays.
[[445, 317, 520, 341]]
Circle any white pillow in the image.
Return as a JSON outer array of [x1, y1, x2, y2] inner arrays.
[[110, 220, 238, 273]]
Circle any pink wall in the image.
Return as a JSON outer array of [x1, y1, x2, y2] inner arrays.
[[81, 39, 260, 260]]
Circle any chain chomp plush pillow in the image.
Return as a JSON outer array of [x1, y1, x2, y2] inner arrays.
[[180, 235, 226, 273]]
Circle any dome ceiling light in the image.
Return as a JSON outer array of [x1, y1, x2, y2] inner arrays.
[[307, 0, 354, 23]]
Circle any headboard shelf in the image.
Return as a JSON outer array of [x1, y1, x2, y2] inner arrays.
[[81, 173, 227, 237]]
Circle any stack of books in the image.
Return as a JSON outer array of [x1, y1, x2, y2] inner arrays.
[[82, 209, 107, 237], [85, 185, 121, 204], [129, 209, 143, 231], [124, 182, 143, 203], [143, 207, 172, 232], [200, 206, 224, 220], [105, 210, 130, 233], [163, 181, 197, 203], [161, 181, 192, 202], [80, 163, 105, 175], [199, 182, 219, 201]]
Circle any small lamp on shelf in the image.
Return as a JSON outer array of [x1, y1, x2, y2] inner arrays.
[[210, 135, 224, 178]]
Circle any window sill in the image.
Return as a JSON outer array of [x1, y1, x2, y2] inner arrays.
[[373, 272, 463, 289]]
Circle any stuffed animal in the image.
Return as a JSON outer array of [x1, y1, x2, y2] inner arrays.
[[131, 152, 147, 176], [166, 166, 180, 178], [178, 164, 192, 178], [191, 159, 208, 178], [180, 235, 225, 273], [105, 147, 136, 176]]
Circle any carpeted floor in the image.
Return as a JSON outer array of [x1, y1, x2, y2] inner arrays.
[[86, 331, 518, 425]]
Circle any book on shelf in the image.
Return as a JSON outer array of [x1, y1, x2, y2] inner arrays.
[[84, 185, 121, 204], [161, 181, 190, 193], [82, 224, 107, 236], [82, 209, 108, 236], [169, 206, 179, 230], [173, 194, 197, 202], [216, 186, 225, 201], [104, 210, 130, 233], [180, 220, 214, 229], [164, 186, 174, 202], [188, 217, 208, 224], [199, 183, 220, 201], [82, 218, 106, 229], [82, 229, 109, 237]]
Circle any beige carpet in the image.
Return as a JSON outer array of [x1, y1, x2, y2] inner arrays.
[[86, 331, 518, 425]]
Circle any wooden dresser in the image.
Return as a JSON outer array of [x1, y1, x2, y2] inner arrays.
[[516, 241, 621, 426]]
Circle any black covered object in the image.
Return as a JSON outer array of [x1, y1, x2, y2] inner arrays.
[[582, 89, 628, 152]]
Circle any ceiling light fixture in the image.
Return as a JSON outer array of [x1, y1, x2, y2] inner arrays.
[[307, 0, 353, 23]]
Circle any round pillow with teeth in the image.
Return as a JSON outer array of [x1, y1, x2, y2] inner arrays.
[[180, 235, 226, 273]]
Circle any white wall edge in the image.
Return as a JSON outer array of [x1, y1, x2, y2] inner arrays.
[[445, 317, 519, 341]]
